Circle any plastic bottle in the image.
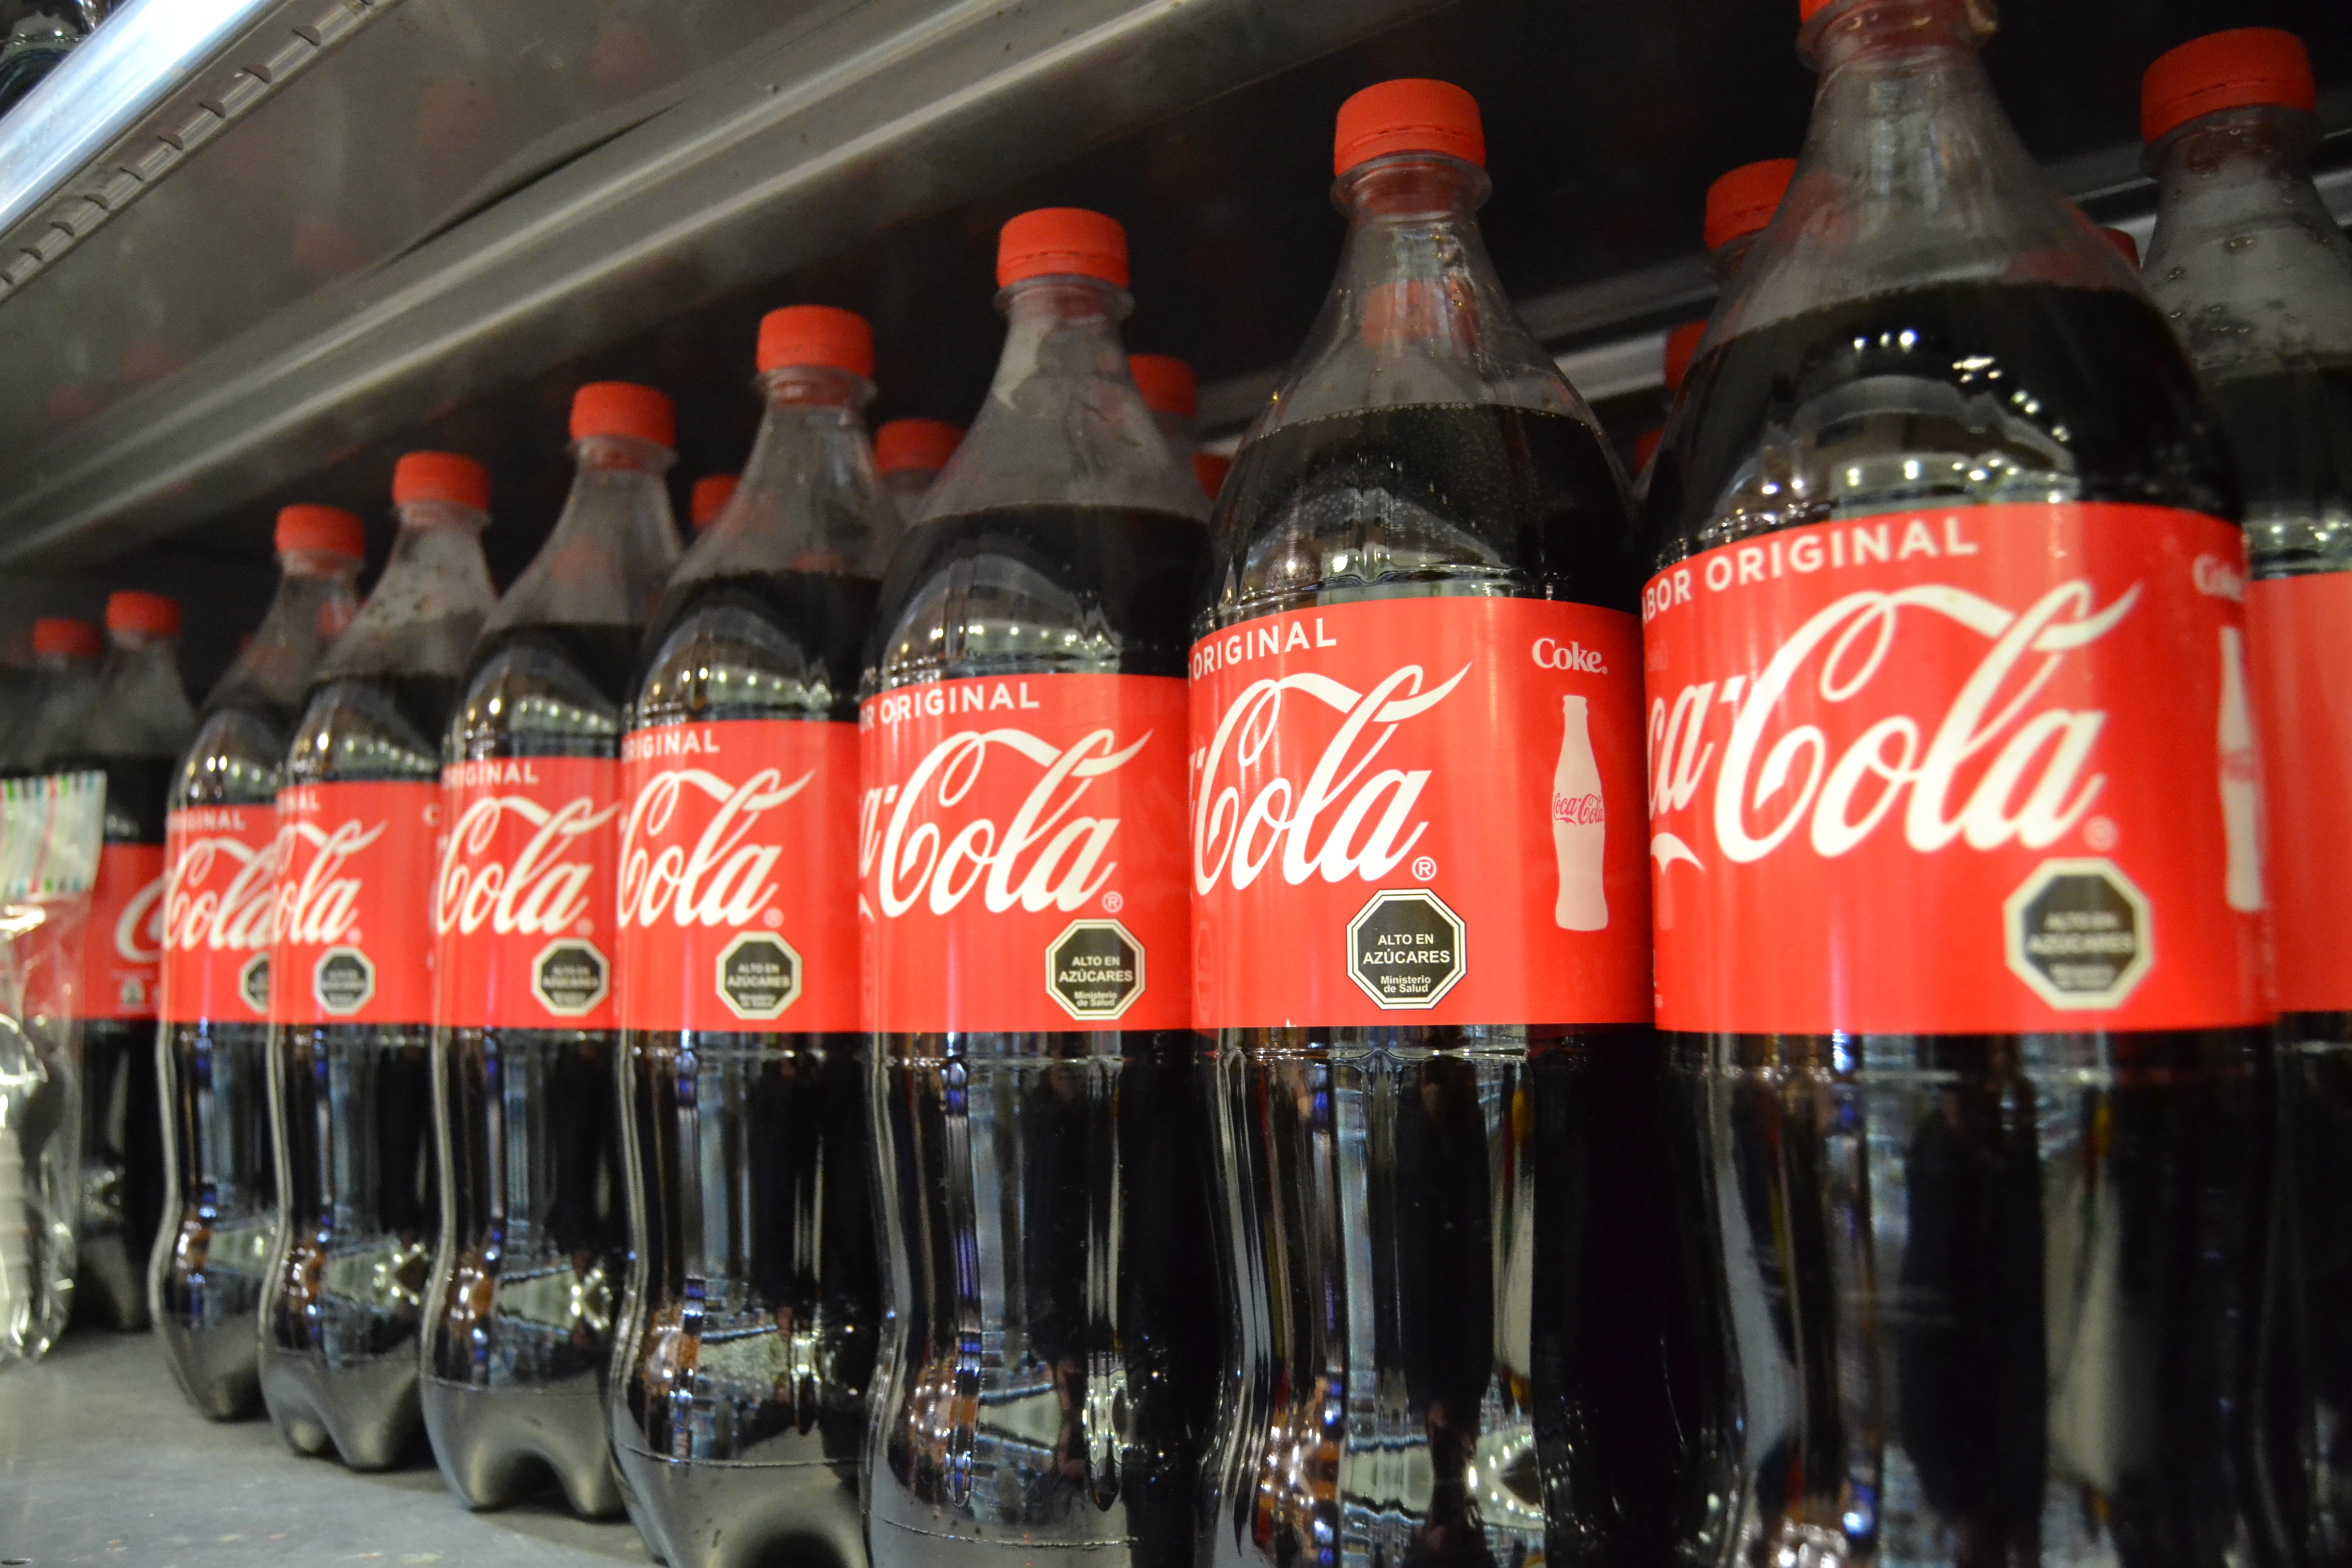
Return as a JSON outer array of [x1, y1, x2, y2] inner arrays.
[[1643, 1, 2268, 1560], [689, 474, 737, 532], [423, 382, 680, 1515], [861, 208, 1213, 1568], [612, 306, 892, 1568], [1129, 352, 1230, 501], [1189, 81, 1668, 1568], [155, 504, 364, 1418], [262, 452, 498, 1471], [8, 618, 102, 773], [48, 591, 197, 1333], [2139, 27, 2352, 1555], [873, 417, 962, 523]]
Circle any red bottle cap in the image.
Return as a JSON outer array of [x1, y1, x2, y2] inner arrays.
[[1663, 319, 1707, 394], [689, 475, 738, 529], [2143, 29, 2314, 144], [570, 381, 675, 449], [1193, 451, 1232, 498], [1128, 354, 1199, 422], [275, 504, 365, 559], [393, 451, 493, 511], [997, 208, 1129, 289], [107, 590, 180, 638], [31, 618, 101, 659], [2102, 227, 2141, 268], [757, 305, 875, 378], [1334, 80, 1485, 176], [1703, 159, 1798, 253], [874, 418, 963, 476]]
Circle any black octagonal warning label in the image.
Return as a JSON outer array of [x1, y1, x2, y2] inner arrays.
[[1046, 920, 1144, 1021], [312, 946, 375, 1016], [531, 940, 609, 1017], [2003, 857, 2152, 1010], [1348, 890, 1466, 1010], [715, 932, 800, 1020], [238, 952, 271, 1016]]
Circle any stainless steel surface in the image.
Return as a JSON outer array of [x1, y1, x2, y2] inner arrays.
[[0, 0, 1453, 571], [0, 0, 379, 289], [0, 1328, 649, 1563]]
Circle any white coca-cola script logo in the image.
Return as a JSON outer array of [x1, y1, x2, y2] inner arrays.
[[618, 767, 810, 931], [1648, 579, 2136, 872], [163, 835, 279, 955], [434, 794, 617, 938], [276, 818, 388, 946], [115, 871, 166, 964], [863, 728, 1147, 917], [1191, 663, 1467, 895]]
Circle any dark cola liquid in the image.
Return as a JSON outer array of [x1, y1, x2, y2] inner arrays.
[[2204, 361, 2352, 1560], [260, 669, 453, 1472], [1199, 405, 1698, 1568], [157, 694, 301, 1419], [863, 505, 1215, 1568], [1645, 283, 2267, 1568], [612, 569, 881, 1568], [423, 620, 641, 1517], [66, 753, 175, 1333]]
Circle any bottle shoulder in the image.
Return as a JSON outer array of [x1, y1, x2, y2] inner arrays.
[[449, 626, 631, 760], [866, 507, 1208, 690], [635, 572, 876, 727], [173, 704, 291, 810], [287, 675, 452, 783]]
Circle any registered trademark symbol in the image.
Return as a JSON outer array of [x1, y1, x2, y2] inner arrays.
[[2084, 817, 2119, 851], [574, 918, 594, 937], [764, 909, 783, 928], [1411, 856, 1438, 883], [1101, 890, 1124, 914]]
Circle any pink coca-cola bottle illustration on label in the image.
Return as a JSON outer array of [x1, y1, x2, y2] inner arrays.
[[2215, 624, 2264, 915], [1552, 693, 1607, 931]]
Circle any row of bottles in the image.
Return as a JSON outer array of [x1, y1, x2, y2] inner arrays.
[[3, 6, 2337, 1568]]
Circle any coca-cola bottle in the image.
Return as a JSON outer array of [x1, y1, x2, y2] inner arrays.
[[9, 618, 102, 772], [860, 208, 1213, 1568], [1635, 161, 1793, 483], [1643, 2, 2268, 1562], [611, 306, 890, 1568], [263, 452, 499, 1471], [155, 504, 363, 1418], [48, 591, 197, 1333], [873, 417, 963, 524], [690, 474, 737, 533], [2140, 27, 2352, 1555], [1129, 352, 1228, 500], [1189, 81, 1669, 1568], [424, 381, 680, 1515]]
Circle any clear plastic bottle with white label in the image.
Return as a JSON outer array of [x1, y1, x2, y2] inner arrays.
[[261, 453, 498, 1472], [1190, 81, 1681, 1568], [2138, 31, 2352, 1555], [154, 505, 363, 1419], [1642, 2, 2267, 1563], [611, 307, 891, 1568], [45, 592, 197, 1335], [423, 382, 679, 1517], [861, 209, 1213, 1568]]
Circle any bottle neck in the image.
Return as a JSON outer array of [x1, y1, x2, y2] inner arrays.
[[1729, 0, 2128, 336], [208, 550, 362, 712], [487, 434, 680, 634], [920, 274, 1208, 523], [2143, 105, 2352, 376], [92, 630, 194, 758], [678, 365, 892, 579], [316, 502, 498, 681]]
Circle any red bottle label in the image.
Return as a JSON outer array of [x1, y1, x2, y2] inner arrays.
[[434, 756, 620, 1031], [860, 674, 1190, 1033], [2247, 571, 2352, 1014], [272, 779, 440, 1027], [1189, 598, 1651, 1028], [159, 805, 279, 1023], [79, 840, 165, 1020], [617, 720, 861, 1033], [1641, 502, 2269, 1035]]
